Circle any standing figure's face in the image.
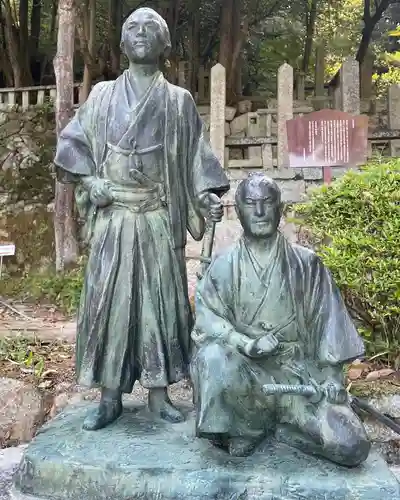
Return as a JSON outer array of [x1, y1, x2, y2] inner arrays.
[[236, 178, 283, 239], [121, 10, 165, 64]]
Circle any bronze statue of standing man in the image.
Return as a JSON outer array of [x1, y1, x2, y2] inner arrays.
[[54, 8, 229, 430]]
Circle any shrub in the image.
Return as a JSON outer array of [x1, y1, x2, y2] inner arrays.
[[295, 159, 400, 366], [0, 259, 85, 315]]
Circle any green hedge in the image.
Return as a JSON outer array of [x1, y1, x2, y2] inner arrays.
[[295, 159, 400, 365]]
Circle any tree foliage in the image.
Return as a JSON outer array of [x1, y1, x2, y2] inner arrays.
[[0, 0, 397, 96]]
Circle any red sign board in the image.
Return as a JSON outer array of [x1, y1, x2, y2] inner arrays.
[[286, 109, 369, 168]]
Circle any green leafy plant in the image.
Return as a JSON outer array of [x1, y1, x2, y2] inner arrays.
[[0, 336, 46, 379], [295, 159, 400, 366], [0, 258, 86, 315], [372, 65, 400, 98]]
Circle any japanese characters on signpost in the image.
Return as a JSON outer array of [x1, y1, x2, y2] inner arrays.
[[286, 109, 369, 184], [0, 243, 15, 279]]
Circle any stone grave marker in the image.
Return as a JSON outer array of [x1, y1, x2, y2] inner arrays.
[[286, 109, 368, 183]]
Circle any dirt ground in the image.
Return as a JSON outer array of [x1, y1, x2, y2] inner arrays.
[[0, 300, 76, 391]]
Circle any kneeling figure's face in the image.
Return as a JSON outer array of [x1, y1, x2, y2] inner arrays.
[[237, 182, 282, 239]]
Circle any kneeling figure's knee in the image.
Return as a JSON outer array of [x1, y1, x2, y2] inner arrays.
[[325, 406, 371, 467], [192, 343, 240, 388]]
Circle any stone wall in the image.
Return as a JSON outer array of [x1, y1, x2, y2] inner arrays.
[[0, 108, 55, 270], [198, 97, 394, 171]]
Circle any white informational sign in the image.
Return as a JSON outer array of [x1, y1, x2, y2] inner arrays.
[[0, 244, 16, 257], [0, 243, 16, 278]]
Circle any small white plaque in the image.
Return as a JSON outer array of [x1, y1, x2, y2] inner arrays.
[[0, 243, 16, 257]]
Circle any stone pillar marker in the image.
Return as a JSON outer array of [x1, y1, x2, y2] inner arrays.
[[277, 63, 293, 168], [388, 84, 400, 156], [210, 63, 226, 167], [341, 57, 360, 115]]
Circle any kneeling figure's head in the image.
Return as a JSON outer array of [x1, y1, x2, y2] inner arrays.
[[235, 173, 283, 239]]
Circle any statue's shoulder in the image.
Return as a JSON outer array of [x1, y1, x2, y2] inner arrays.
[[92, 80, 114, 94], [165, 81, 190, 97], [205, 243, 239, 280], [165, 81, 195, 107], [86, 80, 115, 103], [290, 242, 323, 268]]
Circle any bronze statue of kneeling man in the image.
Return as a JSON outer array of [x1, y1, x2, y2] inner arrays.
[[190, 173, 371, 467]]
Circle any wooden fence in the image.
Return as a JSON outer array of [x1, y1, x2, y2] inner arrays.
[[0, 61, 211, 110]]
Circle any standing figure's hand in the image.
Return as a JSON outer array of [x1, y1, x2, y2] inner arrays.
[[89, 179, 114, 208], [198, 192, 224, 222]]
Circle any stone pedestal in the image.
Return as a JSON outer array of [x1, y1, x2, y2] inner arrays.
[[12, 403, 400, 500]]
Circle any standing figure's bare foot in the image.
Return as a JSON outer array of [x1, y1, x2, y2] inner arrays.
[[83, 388, 123, 431], [148, 387, 185, 423]]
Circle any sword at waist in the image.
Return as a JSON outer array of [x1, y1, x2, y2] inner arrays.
[[261, 383, 348, 405], [262, 384, 317, 397]]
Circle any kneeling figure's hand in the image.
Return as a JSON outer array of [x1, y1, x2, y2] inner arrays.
[[323, 381, 348, 405], [243, 334, 279, 358]]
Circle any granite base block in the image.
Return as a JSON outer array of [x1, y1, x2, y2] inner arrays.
[[11, 403, 400, 500]]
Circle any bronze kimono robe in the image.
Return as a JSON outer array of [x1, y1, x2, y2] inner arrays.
[[54, 71, 229, 392]]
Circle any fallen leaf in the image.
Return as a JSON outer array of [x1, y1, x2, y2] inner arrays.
[[20, 368, 34, 374], [38, 380, 53, 389], [41, 369, 57, 379], [349, 361, 370, 371], [348, 368, 363, 381], [365, 368, 395, 381]]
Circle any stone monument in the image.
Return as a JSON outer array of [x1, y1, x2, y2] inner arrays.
[[10, 9, 400, 500]]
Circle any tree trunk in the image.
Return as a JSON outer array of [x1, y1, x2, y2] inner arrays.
[[227, 3, 246, 101], [2, 1, 24, 86], [18, 0, 33, 85], [356, 23, 375, 65], [163, 0, 181, 76], [356, 0, 391, 64], [54, 0, 79, 272], [189, 11, 200, 96], [219, 0, 234, 74], [0, 3, 14, 86], [50, 0, 58, 40], [302, 0, 318, 74], [19, 0, 29, 55], [219, 0, 244, 103], [108, 0, 122, 78], [77, 0, 97, 101], [30, 0, 42, 57], [0, 0, 33, 86]]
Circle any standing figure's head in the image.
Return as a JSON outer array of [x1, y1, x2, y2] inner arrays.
[[120, 8, 171, 65], [235, 173, 283, 239]]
